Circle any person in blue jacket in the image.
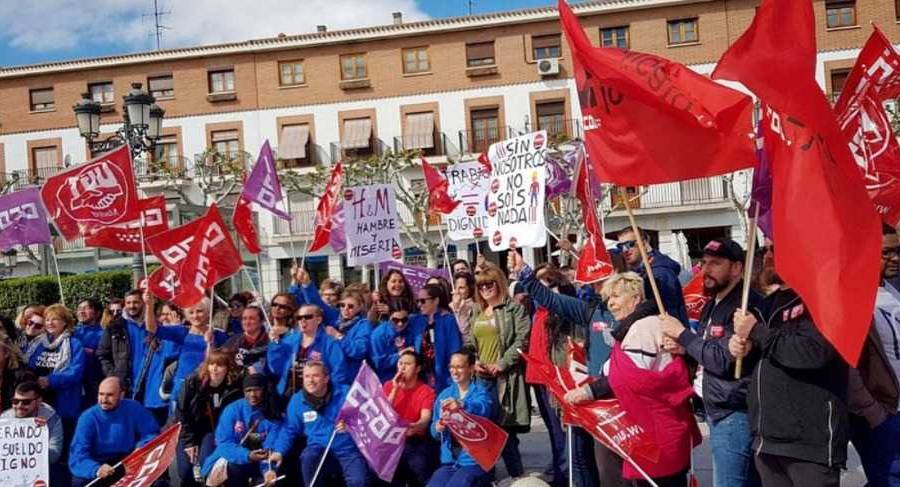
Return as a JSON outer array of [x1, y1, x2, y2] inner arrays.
[[266, 361, 368, 487], [74, 299, 104, 410], [427, 349, 495, 487], [289, 265, 339, 326], [202, 374, 282, 486], [324, 289, 372, 377], [267, 304, 348, 397], [370, 304, 418, 382], [25, 303, 86, 447], [411, 283, 462, 392], [69, 377, 160, 487], [616, 227, 689, 325]]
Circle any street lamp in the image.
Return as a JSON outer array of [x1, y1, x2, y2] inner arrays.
[[73, 94, 101, 139]]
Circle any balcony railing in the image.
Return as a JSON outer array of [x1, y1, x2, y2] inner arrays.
[[534, 118, 584, 142], [193, 150, 253, 177], [273, 143, 330, 169], [605, 176, 731, 211], [330, 138, 389, 163], [134, 155, 193, 181], [392, 132, 461, 158], [458, 126, 522, 155], [54, 236, 86, 253], [273, 209, 317, 236]]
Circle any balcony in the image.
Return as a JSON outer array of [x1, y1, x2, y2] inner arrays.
[[53, 235, 87, 253], [458, 126, 522, 155], [193, 150, 253, 178], [134, 155, 193, 182], [605, 176, 731, 212], [534, 118, 584, 142], [330, 137, 389, 163], [273, 143, 330, 169], [26, 166, 65, 185], [392, 131, 461, 159], [272, 208, 316, 236]]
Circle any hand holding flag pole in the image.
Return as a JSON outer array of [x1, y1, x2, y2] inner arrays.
[[619, 187, 666, 315], [735, 204, 760, 379]]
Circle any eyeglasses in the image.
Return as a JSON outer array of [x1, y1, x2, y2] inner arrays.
[[229, 302, 245, 309], [616, 240, 637, 251], [295, 314, 317, 321], [337, 303, 357, 310], [416, 298, 434, 305], [882, 247, 900, 258], [27, 319, 43, 327], [391, 317, 409, 325], [271, 302, 293, 310], [477, 281, 497, 291], [11, 398, 35, 406]]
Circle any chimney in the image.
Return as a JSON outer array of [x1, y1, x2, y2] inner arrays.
[[392, 12, 402, 25], [316, 25, 327, 32]]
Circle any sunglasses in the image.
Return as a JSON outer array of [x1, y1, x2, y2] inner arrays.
[[477, 281, 497, 291], [883, 246, 900, 258], [229, 302, 245, 309], [271, 302, 293, 310], [416, 298, 434, 305], [337, 303, 357, 309], [295, 314, 317, 321], [27, 319, 44, 327], [616, 240, 637, 251], [391, 316, 409, 325], [11, 398, 35, 406]]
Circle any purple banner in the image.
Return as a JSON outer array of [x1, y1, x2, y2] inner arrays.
[[242, 140, 290, 220], [545, 155, 573, 200], [338, 363, 408, 481], [378, 261, 451, 295], [0, 187, 52, 251]]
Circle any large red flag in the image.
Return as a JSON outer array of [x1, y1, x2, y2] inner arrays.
[[176, 204, 243, 308], [40, 144, 140, 240], [421, 157, 460, 214], [712, 0, 881, 365], [84, 196, 168, 253], [558, 0, 755, 186], [108, 423, 181, 487], [233, 196, 261, 254], [833, 27, 900, 226], [572, 146, 614, 284], [309, 163, 344, 252], [146, 216, 208, 304], [440, 403, 508, 471]]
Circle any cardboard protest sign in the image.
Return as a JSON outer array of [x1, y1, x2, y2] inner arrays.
[[486, 131, 548, 251], [0, 418, 49, 485], [344, 184, 402, 266], [443, 162, 491, 241]]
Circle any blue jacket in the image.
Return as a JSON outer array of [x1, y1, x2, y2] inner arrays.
[[409, 311, 462, 392], [519, 265, 616, 376], [431, 381, 494, 468], [155, 325, 228, 401], [201, 399, 282, 476], [295, 282, 340, 326], [69, 399, 159, 479], [270, 384, 359, 457], [330, 314, 372, 378], [267, 327, 348, 395], [370, 320, 420, 382], [28, 335, 86, 419], [125, 319, 180, 408], [287, 283, 309, 308], [635, 250, 689, 325], [75, 322, 104, 409]]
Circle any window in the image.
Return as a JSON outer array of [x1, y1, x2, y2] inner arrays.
[[466, 42, 496, 67], [279, 61, 305, 86], [29, 88, 54, 111], [826, 1, 857, 28], [600, 26, 629, 48], [667, 18, 699, 45], [532, 34, 561, 60], [208, 69, 235, 94], [536, 101, 566, 138], [89, 82, 114, 104], [402, 47, 430, 74], [341, 118, 373, 154], [211, 130, 239, 155], [153, 135, 182, 174], [404, 112, 436, 152], [147, 75, 174, 99], [31, 146, 59, 180], [340, 54, 367, 80], [896, 0, 900, 21], [279, 124, 311, 165], [830, 68, 851, 102], [470, 108, 500, 154]]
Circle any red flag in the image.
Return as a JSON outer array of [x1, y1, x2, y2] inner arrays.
[[575, 237, 615, 285], [145, 266, 184, 304], [558, 0, 755, 186], [572, 146, 614, 284], [682, 271, 709, 322], [309, 163, 344, 252], [833, 27, 900, 226], [477, 152, 493, 173], [440, 403, 508, 471], [40, 144, 140, 240], [233, 196, 261, 254], [109, 423, 181, 487], [712, 0, 881, 365], [524, 307, 552, 385], [146, 215, 209, 304], [176, 204, 243, 309], [421, 157, 461, 214], [84, 196, 168, 253]]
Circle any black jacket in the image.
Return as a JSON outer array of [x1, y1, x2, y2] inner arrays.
[[97, 317, 132, 392], [748, 288, 849, 468], [177, 373, 243, 448], [223, 332, 270, 372], [677, 281, 763, 423]]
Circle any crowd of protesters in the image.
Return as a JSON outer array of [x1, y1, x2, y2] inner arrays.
[[0, 225, 897, 487]]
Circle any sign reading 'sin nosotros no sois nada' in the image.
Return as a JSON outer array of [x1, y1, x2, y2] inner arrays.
[[0, 418, 49, 485], [344, 184, 402, 266], [486, 131, 548, 251]]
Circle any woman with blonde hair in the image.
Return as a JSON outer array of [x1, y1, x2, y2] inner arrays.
[[14, 304, 46, 353]]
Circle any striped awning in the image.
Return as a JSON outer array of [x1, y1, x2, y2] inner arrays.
[[405, 112, 434, 149], [342, 118, 372, 149], [279, 124, 310, 159]]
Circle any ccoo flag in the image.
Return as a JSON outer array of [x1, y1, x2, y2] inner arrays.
[[242, 140, 290, 220], [0, 187, 52, 251]]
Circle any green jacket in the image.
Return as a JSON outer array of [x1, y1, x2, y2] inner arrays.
[[468, 298, 532, 429]]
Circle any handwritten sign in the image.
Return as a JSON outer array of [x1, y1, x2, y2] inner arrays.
[[486, 131, 548, 251], [344, 184, 402, 266], [443, 162, 491, 241], [0, 418, 49, 485]]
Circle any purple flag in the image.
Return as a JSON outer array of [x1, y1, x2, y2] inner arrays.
[[329, 201, 347, 252], [378, 261, 451, 295], [242, 140, 290, 220], [545, 155, 572, 200], [0, 187, 52, 251], [338, 363, 408, 481], [749, 123, 773, 238]]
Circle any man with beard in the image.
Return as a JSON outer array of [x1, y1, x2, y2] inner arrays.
[[617, 227, 689, 325], [661, 238, 763, 487], [847, 225, 900, 486], [730, 244, 849, 487]]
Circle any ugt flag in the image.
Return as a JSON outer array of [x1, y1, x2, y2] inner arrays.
[[337, 363, 408, 482], [107, 423, 180, 487], [0, 187, 51, 251], [40, 144, 139, 241]]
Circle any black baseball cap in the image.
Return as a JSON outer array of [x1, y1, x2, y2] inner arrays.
[[702, 238, 745, 262]]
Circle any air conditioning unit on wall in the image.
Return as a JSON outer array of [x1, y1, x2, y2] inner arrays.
[[537, 58, 560, 76]]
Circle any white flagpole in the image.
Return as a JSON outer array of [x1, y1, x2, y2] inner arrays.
[[50, 243, 65, 307], [567, 425, 574, 487], [285, 196, 299, 267], [138, 215, 150, 281], [308, 429, 338, 487], [242, 266, 272, 330], [253, 475, 286, 487]]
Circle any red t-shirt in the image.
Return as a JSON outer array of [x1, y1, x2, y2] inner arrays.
[[383, 381, 436, 434]]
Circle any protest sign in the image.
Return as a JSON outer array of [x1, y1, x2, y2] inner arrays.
[[0, 418, 49, 485], [443, 162, 491, 241], [378, 261, 451, 295], [486, 131, 548, 251], [344, 184, 402, 266]]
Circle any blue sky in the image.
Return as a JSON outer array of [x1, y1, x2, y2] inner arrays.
[[0, 0, 566, 68]]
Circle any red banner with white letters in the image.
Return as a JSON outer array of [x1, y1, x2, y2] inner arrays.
[[145, 214, 208, 304], [175, 204, 243, 308], [441, 403, 508, 471], [108, 423, 180, 487], [85, 196, 168, 253]]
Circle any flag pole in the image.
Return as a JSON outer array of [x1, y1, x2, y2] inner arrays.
[[253, 476, 286, 487], [619, 187, 665, 315], [735, 204, 760, 379], [138, 215, 150, 281], [308, 429, 338, 487], [50, 243, 65, 307], [254, 253, 266, 301], [242, 266, 272, 331], [84, 460, 126, 487], [285, 195, 300, 267], [544, 225, 579, 261], [567, 425, 574, 487]]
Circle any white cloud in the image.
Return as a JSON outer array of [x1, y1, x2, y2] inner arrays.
[[0, 0, 429, 57]]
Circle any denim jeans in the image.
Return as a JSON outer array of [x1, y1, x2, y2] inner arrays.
[[850, 412, 900, 487], [426, 464, 490, 487], [709, 411, 760, 487], [534, 385, 567, 484], [572, 426, 600, 487], [176, 434, 217, 487], [300, 444, 369, 487]]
